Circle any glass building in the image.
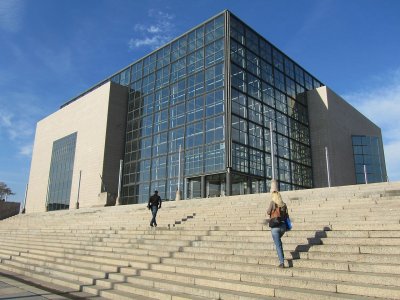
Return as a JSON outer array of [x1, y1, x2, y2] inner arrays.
[[61, 11, 324, 204], [94, 10, 324, 204], [114, 10, 325, 203]]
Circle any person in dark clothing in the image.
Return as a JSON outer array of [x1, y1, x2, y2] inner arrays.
[[148, 190, 162, 227]]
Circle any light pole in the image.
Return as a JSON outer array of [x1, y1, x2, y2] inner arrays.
[[175, 145, 182, 201], [363, 164, 368, 184], [325, 147, 331, 188], [76, 170, 82, 209], [116, 159, 123, 205], [269, 121, 278, 192]]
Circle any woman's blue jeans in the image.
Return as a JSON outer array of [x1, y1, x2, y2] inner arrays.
[[271, 223, 286, 264]]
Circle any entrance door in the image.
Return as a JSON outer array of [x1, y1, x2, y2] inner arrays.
[[187, 177, 201, 199]]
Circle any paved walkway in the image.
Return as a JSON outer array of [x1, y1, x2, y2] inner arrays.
[[0, 273, 68, 299], [0, 271, 103, 300]]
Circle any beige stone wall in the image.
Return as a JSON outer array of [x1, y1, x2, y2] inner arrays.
[[26, 82, 128, 213], [307, 86, 383, 188]]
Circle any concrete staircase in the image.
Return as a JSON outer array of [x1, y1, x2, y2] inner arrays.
[[0, 182, 399, 299]]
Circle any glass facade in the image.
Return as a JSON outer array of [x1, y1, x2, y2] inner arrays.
[[352, 135, 387, 184], [119, 13, 226, 203], [76, 11, 325, 203], [229, 14, 321, 192], [46, 132, 77, 211]]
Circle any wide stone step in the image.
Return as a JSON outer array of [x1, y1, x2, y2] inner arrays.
[[84, 280, 212, 300], [129, 267, 385, 299], [1, 258, 97, 286], [0, 262, 85, 291], [122, 273, 281, 299], [291, 258, 400, 274], [8, 254, 106, 280], [156, 256, 400, 288], [190, 240, 315, 251], [321, 237, 400, 246], [87, 286, 155, 300], [19, 251, 126, 272], [300, 251, 400, 265], [180, 244, 301, 258]]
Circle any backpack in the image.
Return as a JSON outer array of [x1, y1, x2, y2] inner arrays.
[[268, 204, 287, 228]]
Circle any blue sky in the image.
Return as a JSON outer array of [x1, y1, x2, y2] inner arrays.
[[1, 0, 400, 202]]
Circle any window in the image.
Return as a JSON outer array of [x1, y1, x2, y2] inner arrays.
[[170, 103, 185, 128], [245, 27, 259, 54], [259, 39, 272, 63], [205, 15, 224, 44], [231, 39, 246, 68], [139, 137, 152, 159], [246, 51, 260, 76], [205, 38, 224, 67], [273, 49, 284, 72], [230, 16, 245, 45], [187, 48, 204, 74], [274, 70, 285, 93], [120, 68, 130, 85], [152, 156, 167, 180], [187, 71, 204, 99], [153, 132, 168, 156], [186, 121, 204, 148], [170, 79, 186, 104], [260, 60, 273, 85], [205, 89, 224, 117], [352, 135, 386, 184], [232, 143, 248, 173], [170, 58, 186, 83], [249, 148, 264, 176], [153, 109, 168, 133], [232, 116, 248, 145], [231, 63, 246, 93], [156, 45, 171, 69], [232, 89, 247, 118], [46, 132, 77, 211], [155, 87, 169, 111], [171, 36, 187, 61], [169, 127, 184, 153], [205, 115, 224, 144], [248, 97, 262, 124], [248, 122, 263, 150], [284, 57, 294, 79], [187, 96, 204, 123], [247, 74, 261, 100], [143, 53, 156, 76], [185, 147, 204, 175], [205, 143, 225, 172], [205, 62, 224, 91], [131, 61, 142, 82], [155, 66, 169, 90]]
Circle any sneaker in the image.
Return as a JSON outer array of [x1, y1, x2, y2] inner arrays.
[[150, 224, 154, 227], [278, 263, 284, 268], [154, 223, 158, 227]]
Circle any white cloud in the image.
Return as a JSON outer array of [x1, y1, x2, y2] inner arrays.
[[0, 111, 13, 127], [129, 10, 175, 50], [148, 26, 161, 33], [0, 0, 24, 32], [0, 107, 35, 141], [0, 91, 44, 160], [19, 144, 33, 157], [129, 35, 168, 49], [343, 68, 400, 182]]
